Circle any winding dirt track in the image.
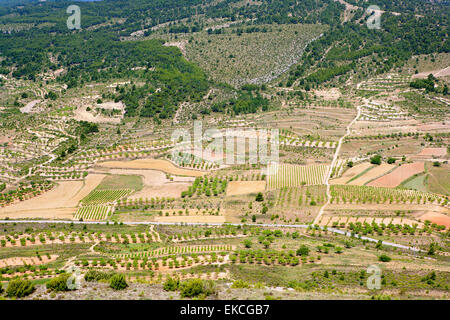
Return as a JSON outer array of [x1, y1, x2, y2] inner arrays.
[[313, 103, 362, 225]]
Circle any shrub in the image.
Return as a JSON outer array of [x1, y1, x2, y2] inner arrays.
[[371, 294, 391, 300], [427, 243, 436, 255], [255, 192, 264, 202], [163, 277, 180, 291], [370, 155, 382, 165], [378, 254, 391, 262], [6, 278, 35, 298], [109, 274, 128, 290], [46, 274, 73, 292], [296, 245, 310, 256], [84, 270, 115, 282], [243, 239, 252, 248], [179, 279, 215, 298], [387, 158, 396, 164], [231, 280, 250, 289]]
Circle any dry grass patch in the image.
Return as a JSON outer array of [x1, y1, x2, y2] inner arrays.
[[331, 162, 373, 185], [226, 181, 266, 196], [0, 255, 58, 268], [129, 183, 191, 199], [98, 159, 205, 177], [0, 174, 104, 218], [417, 148, 447, 157], [347, 163, 395, 186]]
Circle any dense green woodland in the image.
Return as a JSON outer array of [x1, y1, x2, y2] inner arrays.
[[0, 0, 448, 118]]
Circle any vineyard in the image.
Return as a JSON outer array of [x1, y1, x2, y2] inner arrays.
[[74, 205, 111, 221], [267, 164, 328, 190], [330, 185, 448, 205], [274, 186, 327, 207], [81, 189, 132, 205]]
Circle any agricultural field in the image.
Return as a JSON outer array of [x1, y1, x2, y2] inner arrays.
[[329, 185, 447, 206], [367, 162, 425, 188], [0, 0, 448, 304], [0, 221, 448, 302], [81, 189, 133, 205], [267, 164, 328, 190], [74, 206, 111, 221]]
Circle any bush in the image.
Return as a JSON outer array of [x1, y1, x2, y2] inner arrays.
[[179, 279, 215, 298], [387, 157, 396, 164], [6, 278, 35, 298], [427, 243, 436, 255], [163, 277, 180, 291], [371, 294, 391, 300], [84, 270, 115, 282], [432, 161, 441, 167], [109, 274, 128, 290], [378, 254, 391, 262], [243, 239, 252, 248], [231, 280, 250, 289], [255, 192, 264, 202], [46, 274, 73, 292], [296, 245, 310, 256], [370, 155, 382, 165]]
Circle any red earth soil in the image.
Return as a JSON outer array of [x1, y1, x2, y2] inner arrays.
[[419, 212, 450, 229], [367, 162, 425, 188], [417, 148, 447, 157]]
